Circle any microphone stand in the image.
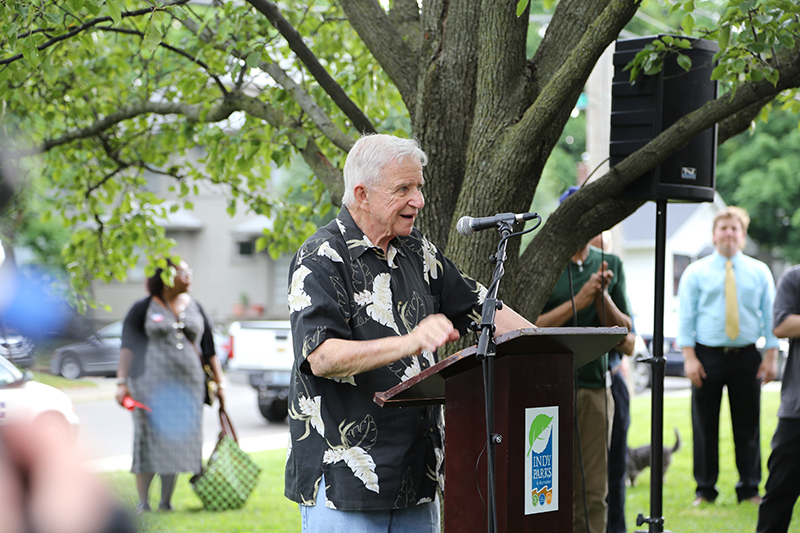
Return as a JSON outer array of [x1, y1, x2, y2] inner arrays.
[[476, 220, 514, 533]]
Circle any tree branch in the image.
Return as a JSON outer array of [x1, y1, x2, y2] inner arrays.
[[717, 96, 774, 143], [12, 99, 238, 157], [231, 93, 344, 203], [387, 0, 423, 46], [95, 26, 229, 95], [518, 0, 639, 147], [337, 0, 419, 110], [513, 42, 800, 320], [180, 17, 355, 152], [0, 0, 191, 66], [245, 0, 376, 135]]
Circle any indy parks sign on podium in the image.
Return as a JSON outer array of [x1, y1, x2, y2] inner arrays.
[[525, 406, 559, 515]]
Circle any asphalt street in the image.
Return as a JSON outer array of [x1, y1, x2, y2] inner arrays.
[[67, 377, 289, 472]]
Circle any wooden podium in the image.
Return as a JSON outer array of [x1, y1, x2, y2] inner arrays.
[[375, 326, 626, 532]]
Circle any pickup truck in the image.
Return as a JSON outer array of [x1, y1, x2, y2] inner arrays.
[[225, 320, 293, 422]]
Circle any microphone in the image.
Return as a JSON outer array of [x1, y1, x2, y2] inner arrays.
[[456, 212, 538, 236]]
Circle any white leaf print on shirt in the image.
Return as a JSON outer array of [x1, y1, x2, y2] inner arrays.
[[386, 245, 397, 268], [317, 242, 343, 262], [401, 356, 422, 382], [421, 237, 440, 283], [421, 348, 436, 369], [288, 265, 312, 312], [323, 447, 380, 494], [298, 395, 325, 437], [477, 283, 488, 304], [358, 273, 399, 333]]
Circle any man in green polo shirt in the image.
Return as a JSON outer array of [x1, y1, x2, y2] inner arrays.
[[536, 186, 634, 533]]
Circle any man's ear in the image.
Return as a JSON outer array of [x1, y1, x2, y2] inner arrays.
[[354, 183, 368, 206]]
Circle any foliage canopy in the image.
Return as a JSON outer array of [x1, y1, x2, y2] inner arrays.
[[2, 0, 800, 318]]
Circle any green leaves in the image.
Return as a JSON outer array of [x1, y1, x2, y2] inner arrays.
[[624, 34, 699, 82], [21, 35, 40, 68], [107, 0, 122, 26], [142, 10, 167, 52], [4, 0, 797, 314]]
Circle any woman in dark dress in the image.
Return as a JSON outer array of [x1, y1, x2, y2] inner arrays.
[[115, 259, 226, 513]]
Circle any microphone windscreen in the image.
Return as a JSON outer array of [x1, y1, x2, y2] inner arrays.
[[456, 217, 473, 236]]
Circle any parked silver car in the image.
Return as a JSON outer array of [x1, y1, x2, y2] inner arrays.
[[50, 321, 231, 379], [50, 321, 123, 379]]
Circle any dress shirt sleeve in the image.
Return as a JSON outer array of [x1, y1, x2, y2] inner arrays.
[[774, 268, 800, 331], [677, 264, 698, 348], [120, 296, 151, 378], [759, 263, 780, 349], [288, 246, 353, 374], [197, 302, 216, 361], [431, 250, 484, 336]]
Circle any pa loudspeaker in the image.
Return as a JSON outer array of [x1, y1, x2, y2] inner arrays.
[[610, 35, 718, 202]]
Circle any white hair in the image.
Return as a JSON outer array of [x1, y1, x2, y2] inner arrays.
[[341, 134, 428, 207]]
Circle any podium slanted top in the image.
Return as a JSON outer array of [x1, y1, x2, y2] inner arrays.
[[374, 326, 627, 408]]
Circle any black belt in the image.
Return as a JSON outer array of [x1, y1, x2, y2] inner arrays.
[[696, 343, 756, 355]]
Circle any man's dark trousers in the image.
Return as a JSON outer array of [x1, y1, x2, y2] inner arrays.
[[607, 368, 629, 533], [756, 418, 800, 532], [691, 344, 761, 501]]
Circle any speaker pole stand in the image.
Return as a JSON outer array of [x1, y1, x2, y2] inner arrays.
[[636, 199, 672, 533]]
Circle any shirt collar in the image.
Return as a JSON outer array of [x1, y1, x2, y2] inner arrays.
[[336, 207, 405, 266], [712, 250, 743, 265]]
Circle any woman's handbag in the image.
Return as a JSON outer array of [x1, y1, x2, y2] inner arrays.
[[190, 407, 262, 510]]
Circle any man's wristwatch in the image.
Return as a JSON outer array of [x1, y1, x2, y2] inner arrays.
[[116, 378, 128, 386]]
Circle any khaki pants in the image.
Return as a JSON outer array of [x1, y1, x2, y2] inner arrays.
[[573, 386, 614, 533]]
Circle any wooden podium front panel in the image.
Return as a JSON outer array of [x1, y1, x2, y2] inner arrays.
[[444, 352, 574, 532]]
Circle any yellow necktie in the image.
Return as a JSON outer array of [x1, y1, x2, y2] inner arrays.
[[725, 260, 739, 340]]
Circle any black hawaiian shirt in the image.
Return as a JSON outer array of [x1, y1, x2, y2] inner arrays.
[[284, 206, 486, 511]]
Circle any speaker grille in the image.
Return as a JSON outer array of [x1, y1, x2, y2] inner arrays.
[[611, 35, 719, 202]]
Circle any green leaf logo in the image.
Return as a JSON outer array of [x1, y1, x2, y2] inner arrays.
[[527, 414, 553, 457]]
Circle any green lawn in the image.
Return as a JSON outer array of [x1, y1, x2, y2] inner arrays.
[[105, 448, 301, 532], [625, 387, 799, 533], [100, 387, 797, 532]]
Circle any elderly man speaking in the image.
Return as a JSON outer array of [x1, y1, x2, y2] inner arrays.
[[285, 133, 533, 533]]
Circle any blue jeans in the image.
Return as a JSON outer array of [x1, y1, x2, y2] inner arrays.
[[300, 475, 440, 533]]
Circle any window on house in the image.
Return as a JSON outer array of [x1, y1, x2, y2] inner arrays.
[[237, 240, 255, 258], [673, 254, 692, 295]]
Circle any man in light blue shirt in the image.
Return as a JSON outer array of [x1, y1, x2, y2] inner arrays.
[[678, 206, 778, 506]]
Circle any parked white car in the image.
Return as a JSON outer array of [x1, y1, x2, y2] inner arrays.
[[0, 355, 80, 438]]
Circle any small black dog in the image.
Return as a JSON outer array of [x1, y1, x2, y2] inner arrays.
[[626, 427, 681, 486]]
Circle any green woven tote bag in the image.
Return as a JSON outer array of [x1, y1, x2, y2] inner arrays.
[[191, 407, 262, 511]]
